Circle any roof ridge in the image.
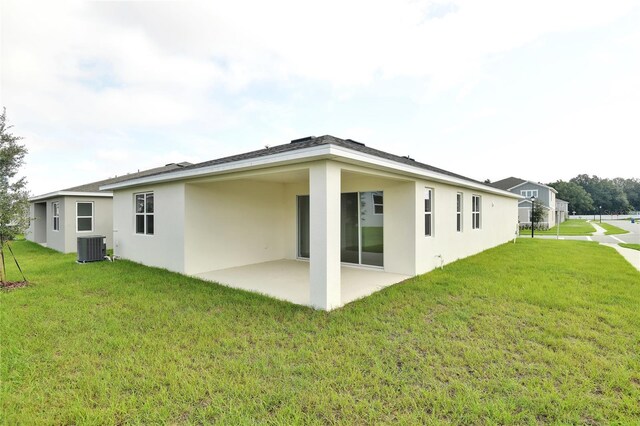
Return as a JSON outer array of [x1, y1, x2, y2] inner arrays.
[[105, 135, 491, 189]]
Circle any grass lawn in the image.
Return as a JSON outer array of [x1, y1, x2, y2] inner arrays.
[[598, 222, 629, 235], [532, 219, 596, 236], [619, 243, 640, 251], [2, 240, 639, 424]]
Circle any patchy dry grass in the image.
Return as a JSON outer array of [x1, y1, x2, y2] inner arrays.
[[1, 239, 639, 424]]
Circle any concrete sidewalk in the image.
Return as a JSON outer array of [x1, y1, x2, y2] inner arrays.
[[602, 244, 640, 272], [588, 221, 606, 236]]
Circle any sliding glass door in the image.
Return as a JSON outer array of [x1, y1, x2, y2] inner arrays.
[[341, 191, 384, 267], [340, 193, 359, 263], [297, 191, 384, 267], [297, 195, 310, 258]]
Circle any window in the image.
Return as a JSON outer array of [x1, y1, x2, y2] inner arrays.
[[52, 202, 60, 231], [76, 202, 93, 232], [424, 188, 433, 236], [373, 193, 384, 214], [472, 195, 481, 229], [135, 192, 154, 235], [456, 192, 463, 232], [520, 189, 538, 199]]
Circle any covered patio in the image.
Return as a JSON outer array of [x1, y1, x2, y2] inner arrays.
[[182, 159, 418, 310], [194, 259, 412, 308]]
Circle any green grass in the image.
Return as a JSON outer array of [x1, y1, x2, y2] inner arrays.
[[598, 222, 629, 235], [619, 243, 640, 251], [2, 240, 639, 424], [533, 219, 596, 235]]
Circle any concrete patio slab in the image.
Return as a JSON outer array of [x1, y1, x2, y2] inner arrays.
[[195, 259, 412, 308]]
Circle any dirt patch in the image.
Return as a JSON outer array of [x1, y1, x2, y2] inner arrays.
[[0, 281, 28, 291]]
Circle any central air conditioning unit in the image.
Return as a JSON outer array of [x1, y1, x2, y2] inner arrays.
[[77, 236, 106, 263]]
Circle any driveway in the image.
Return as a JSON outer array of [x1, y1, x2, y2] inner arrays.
[[593, 220, 639, 244]]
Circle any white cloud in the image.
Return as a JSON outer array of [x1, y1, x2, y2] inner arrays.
[[2, 0, 639, 194]]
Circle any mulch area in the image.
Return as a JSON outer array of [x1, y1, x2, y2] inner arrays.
[[0, 281, 28, 291]]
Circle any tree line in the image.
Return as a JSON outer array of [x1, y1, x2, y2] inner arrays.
[[548, 175, 640, 215]]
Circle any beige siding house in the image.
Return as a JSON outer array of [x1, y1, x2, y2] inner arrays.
[[26, 163, 190, 253], [103, 136, 519, 310]]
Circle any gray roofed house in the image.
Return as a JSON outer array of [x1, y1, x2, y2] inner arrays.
[[112, 135, 486, 189], [100, 135, 521, 311], [556, 198, 570, 222], [26, 162, 191, 253], [489, 177, 527, 191], [490, 176, 562, 229]]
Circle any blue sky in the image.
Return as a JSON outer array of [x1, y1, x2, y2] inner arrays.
[[3, 0, 639, 195]]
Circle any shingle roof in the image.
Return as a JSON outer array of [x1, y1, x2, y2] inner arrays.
[[119, 135, 486, 186], [63, 162, 192, 193], [489, 177, 526, 191]]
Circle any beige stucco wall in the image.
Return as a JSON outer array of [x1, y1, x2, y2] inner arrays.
[[46, 198, 65, 252], [110, 159, 518, 308], [27, 197, 113, 253], [340, 169, 417, 276], [113, 183, 185, 272], [63, 197, 113, 253], [415, 180, 518, 274], [184, 179, 291, 275], [26, 202, 47, 244]]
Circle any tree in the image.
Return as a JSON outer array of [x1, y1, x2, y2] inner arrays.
[[0, 108, 29, 283], [570, 174, 630, 214], [548, 180, 594, 214], [613, 178, 640, 212], [531, 198, 546, 229]]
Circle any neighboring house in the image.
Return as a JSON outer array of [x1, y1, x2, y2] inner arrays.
[[102, 135, 520, 311], [26, 163, 191, 253], [556, 198, 569, 223], [490, 177, 559, 229]]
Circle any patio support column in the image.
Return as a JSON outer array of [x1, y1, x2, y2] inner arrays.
[[309, 161, 341, 310]]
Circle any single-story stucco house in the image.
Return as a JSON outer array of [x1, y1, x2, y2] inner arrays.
[[26, 162, 191, 253], [490, 177, 559, 229], [102, 135, 520, 310]]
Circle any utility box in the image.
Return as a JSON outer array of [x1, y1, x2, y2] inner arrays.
[[77, 236, 106, 263]]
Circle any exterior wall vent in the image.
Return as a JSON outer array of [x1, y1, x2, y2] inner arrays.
[[77, 236, 106, 263]]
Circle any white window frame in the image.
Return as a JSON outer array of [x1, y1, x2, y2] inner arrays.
[[424, 187, 433, 237], [472, 195, 481, 230], [520, 189, 538, 199], [76, 201, 94, 233], [52, 202, 60, 231], [373, 193, 384, 215], [135, 192, 154, 235], [456, 192, 463, 232]]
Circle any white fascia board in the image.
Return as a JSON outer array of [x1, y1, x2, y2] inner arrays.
[[325, 145, 521, 199], [101, 144, 520, 199], [100, 145, 333, 190], [29, 191, 112, 202]]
